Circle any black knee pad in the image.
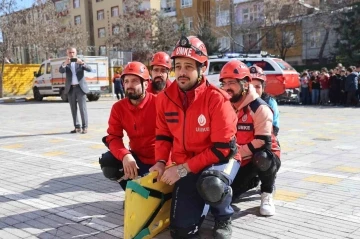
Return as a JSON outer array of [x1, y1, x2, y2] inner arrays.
[[252, 149, 275, 172], [101, 166, 123, 181], [170, 225, 200, 239], [99, 151, 119, 168], [196, 170, 231, 206], [99, 152, 123, 181]]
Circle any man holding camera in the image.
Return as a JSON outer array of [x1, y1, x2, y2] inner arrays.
[[59, 47, 92, 134]]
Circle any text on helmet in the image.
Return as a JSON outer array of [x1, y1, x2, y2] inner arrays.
[[176, 47, 193, 57]]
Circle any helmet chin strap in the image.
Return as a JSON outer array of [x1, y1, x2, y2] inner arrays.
[[197, 63, 205, 83], [140, 80, 145, 98], [197, 68, 202, 83], [239, 80, 249, 95]]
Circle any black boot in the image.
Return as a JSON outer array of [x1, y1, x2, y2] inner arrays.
[[213, 218, 232, 239]]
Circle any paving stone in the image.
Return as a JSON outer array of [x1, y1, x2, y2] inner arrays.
[[2, 227, 33, 238], [0, 230, 22, 239], [1, 102, 360, 238]]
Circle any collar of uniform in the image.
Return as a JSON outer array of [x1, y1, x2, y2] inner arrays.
[[126, 92, 150, 110], [165, 79, 172, 88], [164, 76, 207, 108], [178, 77, 207, 107]]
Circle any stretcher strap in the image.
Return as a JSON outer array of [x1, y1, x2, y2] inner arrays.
[[127, 181, 172, 239], [126, 181, 150, 199]]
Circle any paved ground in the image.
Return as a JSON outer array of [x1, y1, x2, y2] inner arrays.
[[0, 97, 360, 239]]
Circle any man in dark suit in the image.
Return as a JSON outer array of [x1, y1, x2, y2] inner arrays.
[[59, 47, 92, 134]]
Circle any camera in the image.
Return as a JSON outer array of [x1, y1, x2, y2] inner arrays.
[[70, 58, 77, 62]]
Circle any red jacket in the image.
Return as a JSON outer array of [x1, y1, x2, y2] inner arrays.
[[146, 79, 172, 95], [319, 75, 330, 89], [155, 77, 238, 174], [112, 73, 121, 83], [106, 93, 157, 165], [234, 85, 281, 166]]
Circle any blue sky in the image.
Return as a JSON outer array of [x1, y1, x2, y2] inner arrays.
[[17, 0, 34, 10]]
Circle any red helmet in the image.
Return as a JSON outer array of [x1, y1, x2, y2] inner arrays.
[[249, 65, 266, 82], [171, 35, 208, 66], [121, 61, 150, 81], [219, 60, 252, 82], [151, 52, 171, 69]]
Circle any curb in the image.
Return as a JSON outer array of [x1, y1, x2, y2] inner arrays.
[[0, 94, 116, 104], [0, 97, 33, 104]]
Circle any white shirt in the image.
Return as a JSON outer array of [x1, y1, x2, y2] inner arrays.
[[70, 62, 79, 85]]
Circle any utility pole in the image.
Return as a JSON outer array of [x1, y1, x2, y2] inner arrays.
[[229, 0, 234, 52]]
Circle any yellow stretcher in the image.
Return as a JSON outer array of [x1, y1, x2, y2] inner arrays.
[[124, 171, 174, 239]]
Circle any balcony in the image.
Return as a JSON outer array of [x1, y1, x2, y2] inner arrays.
[[161, 7, 176, 17]]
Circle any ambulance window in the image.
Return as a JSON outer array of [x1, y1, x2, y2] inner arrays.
[[39, 64, 45, 76], [243, 61, 275, 71], [208, 62, 227, 75], [46, 63, 51, 74], [273, 59, 295, 70]]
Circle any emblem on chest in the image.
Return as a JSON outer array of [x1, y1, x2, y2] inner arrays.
[[196, 114, 209, 132]]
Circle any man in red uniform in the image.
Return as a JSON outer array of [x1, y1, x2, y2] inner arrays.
[[149, 35, 239, 239], [147, 51, 172, 94], [99, 62, 157, 190], [219, 60, 281, 216]]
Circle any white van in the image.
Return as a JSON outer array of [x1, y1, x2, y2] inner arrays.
[[32, 56, 109, 102]]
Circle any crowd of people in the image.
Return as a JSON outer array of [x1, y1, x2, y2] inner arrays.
[[300, 63, 360, 107]]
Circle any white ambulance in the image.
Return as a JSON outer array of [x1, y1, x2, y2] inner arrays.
[[32, 56, 109, 102]]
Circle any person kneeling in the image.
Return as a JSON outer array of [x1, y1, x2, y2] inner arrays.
[[150, 35, 241, 239], [219, 60, 281, 216], [99, 62, 157, 190]]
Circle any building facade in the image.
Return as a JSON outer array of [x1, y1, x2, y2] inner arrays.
[[90, 0, 122, 56], [301, 12, 338, 65], [233, 0, 264, 53], [54, 0, 94, 56], [7, 0, 360, 64], [90, 0, 160, 56]]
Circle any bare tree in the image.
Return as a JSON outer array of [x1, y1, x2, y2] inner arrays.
[[3, 0, 89, 63], [262, 0, 313, 59], [106, 0, 154, 62], [22, 0, 88, 61], [107, 0, 180, 62], [310, 0, 357, 64], [150, 13, 179, 54], [0, 0, 18, 98], [192, 14, 222, 55], [201, 0, 266, 54]]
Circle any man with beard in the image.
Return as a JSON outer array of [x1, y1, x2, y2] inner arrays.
[[219, 60, 281, 216], [99, 62, 157, 190], [147, 52, 172, 94], [149, 35, 239, 239]]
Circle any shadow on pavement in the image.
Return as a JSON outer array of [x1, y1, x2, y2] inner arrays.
[[0, 200, 123, 239], [231, 189, 260, 204], [231, 205, 261, 219], [1, 173, 122, 204]]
